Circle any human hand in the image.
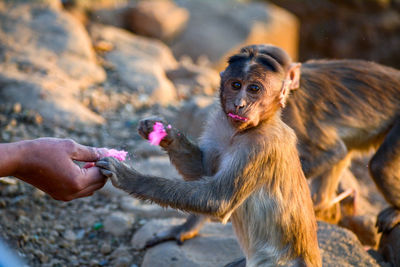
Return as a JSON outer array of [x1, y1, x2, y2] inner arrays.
[[10, 138, 107, 201]]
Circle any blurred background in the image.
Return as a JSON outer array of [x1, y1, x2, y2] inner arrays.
[[0, 0, 399, 266]]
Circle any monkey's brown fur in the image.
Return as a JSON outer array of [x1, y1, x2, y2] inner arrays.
[[97, 46, 321, 266]]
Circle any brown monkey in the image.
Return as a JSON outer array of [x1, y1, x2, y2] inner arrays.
[[96, 46, 322, 266], [142, 44, 400, 249]]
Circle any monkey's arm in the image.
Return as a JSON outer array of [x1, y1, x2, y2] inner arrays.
[[138, 117, 205, 180], [97, 153, 259, 222]]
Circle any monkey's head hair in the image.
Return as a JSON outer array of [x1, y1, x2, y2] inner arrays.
[[227, 44, 292, 74]]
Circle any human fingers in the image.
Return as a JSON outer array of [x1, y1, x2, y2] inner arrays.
[[68, 181, 107, 200], [70, 142, 105, 162]]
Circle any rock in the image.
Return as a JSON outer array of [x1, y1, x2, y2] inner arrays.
[[270, 0, 400, 69], [171, 0, 299, 70], [173, 96, 215, 140], [90, 5, 130, 29], [89, 23, 178, 106], [132, 140, 166, 158], [0, 2, 106, 127], [104, 212, 135, 237], [120, 196, 185, 221], [134, 156, 181, 180], [126, 0, 189, 41], [137, 219, 380, 267], [378, 224, 400, 266], [166, 60, 220, 99], [8, 0, 61, 9], [63, 230, 76, 242], [318, 221, 380, 266], [134, 219, 243, 267], [114, 257, 132, 267], [111, 246, 133, 267], [101, 243, 112, 255], [99, 180, 129, 198], [79, 213, 98, 228]]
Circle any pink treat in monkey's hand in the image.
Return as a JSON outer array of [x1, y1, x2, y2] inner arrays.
[[83, 148, 128, 168], [148, 122, 168, 146]]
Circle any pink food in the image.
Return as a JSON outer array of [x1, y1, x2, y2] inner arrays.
[[103, 148, 128, 161], [83, 148, 128, 169], [148, 122, 168, 146], [228, 112, 249, 122]]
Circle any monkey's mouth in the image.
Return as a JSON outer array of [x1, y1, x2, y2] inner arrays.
[[228, 113, 249, 122]]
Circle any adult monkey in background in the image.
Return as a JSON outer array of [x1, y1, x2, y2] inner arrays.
[[97, 45, 322, 266], [138, 44, 400, 249]]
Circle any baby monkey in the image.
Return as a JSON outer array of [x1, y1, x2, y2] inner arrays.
[[97, 45, 321, 267]]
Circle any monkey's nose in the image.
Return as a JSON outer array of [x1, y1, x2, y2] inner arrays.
[[234, 99, 246, 109]]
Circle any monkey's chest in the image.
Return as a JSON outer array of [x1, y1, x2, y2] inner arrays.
[[230, 190, 282, 256]]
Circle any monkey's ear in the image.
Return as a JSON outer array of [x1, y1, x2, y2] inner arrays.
[[286, 63, 301, 90]]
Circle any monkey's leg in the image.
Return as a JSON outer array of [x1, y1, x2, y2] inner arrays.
[[369, 119, 400, 233], [223, 257, 246, 267], [310, 156, 352, 223], [145, 214, 209, 248]]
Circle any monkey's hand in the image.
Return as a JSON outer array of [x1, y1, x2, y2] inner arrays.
[[96, 157, 137, 190], [138, 116, 177, 148]]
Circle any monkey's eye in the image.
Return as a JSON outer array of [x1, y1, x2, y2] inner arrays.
[[248, 84, 260, 93], [231, 81, 241, 90]]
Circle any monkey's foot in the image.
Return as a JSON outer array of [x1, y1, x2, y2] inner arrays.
[[223, 257, 246, 267], [376, 207, 400, 233], [145, 223, 200, 248]]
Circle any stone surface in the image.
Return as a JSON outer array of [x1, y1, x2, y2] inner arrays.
[[166, 60, 220, 100], [126, 0, 189, 41], [104, 212, 135, 237], [134, 219, 243, 267], [172, 96, 215, 140], [120, 196, 185, 220], [136, 219, 382, 267], [0, 2, 106, 127], [171, 0, 299, 70], [89, 24, 178, 106], [270, 0, 400, 69], [318, 222, 381, 266]]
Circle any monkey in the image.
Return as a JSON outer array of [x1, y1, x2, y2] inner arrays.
[[137, 44, 400, 251], [96, 45, 322, 267]]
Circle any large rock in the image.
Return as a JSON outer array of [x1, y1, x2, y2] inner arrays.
[[136, 219, 382, 267], [126, 0, 189, 42], [172, 96, 215, 140], [0, 2, 106, 127], [171, 0, 299, 70], [89, 24, 178, 106], [166, 60, 220, 100], [133, 219, 243, 267]]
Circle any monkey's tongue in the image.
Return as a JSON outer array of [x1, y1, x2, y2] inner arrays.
[[228, 113, 249, 122]]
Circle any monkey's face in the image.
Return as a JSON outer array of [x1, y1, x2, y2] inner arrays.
[[220, 65, 283, 131]]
